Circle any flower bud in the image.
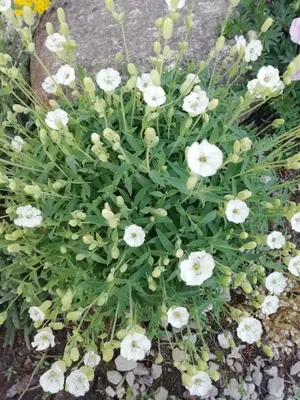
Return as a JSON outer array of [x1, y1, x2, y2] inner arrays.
[[70, 347, 80, 361], [263, 345, 273, 357], [242, 241, 257, 250], [0, 311, 7, 325], [186, 175, 198, 191], [46, 22, 53, 35], [233, 140, 241, 154], [241, 281, 253, 293], [163, 18, 173, 40], [274, 199, 281, 209], [52, 180, 67, 190], [283, 72, 292, 85], [287, 62, 297, 78], [215, 36, 225, 51], [76, 211, 86, 220], [240, 137, 252, 152], [230, 0, 240, 5], [127, 63, 137, 76], [150, 69, 161, 86], [237, 190, 252, 200], [272, 118, 285, 127], [66, 310, 82, 321], [145, 127, 159, 147], [7, 243, 22, 253], [52, 322, 64, 330], [83, 77, 96, 99], [240, 232, 248, 240], [176, 249, 183, 258], [209, 370, 220, 382], [105, 0, 115, 11], [111, 247, 119, 259], [261, 17, 273, 33], [208, 99, 219, 111]]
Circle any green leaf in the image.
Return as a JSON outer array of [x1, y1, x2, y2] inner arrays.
[[156, 229, 174, 253], [200, 210, 217, 224], [167, 177, 189, 195], [149, 170, 165, 187]]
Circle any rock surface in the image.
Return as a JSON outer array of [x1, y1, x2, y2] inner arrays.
[[31, 0, 227, 102]]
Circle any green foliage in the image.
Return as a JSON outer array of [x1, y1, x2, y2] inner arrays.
[[225, 0, 300, 128]]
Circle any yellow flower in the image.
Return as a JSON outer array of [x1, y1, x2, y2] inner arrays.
[[14, 0, 51, 15]]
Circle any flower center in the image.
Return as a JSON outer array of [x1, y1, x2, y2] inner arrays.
[[174, 311, 181, 319], [131, 233, 137, 238], [233, 208, 239, 214], [244, 324, 251, 332], [42, 335, 49, 340], [193, 263, 200, 271], [195, 378, 203, 386], [199, 156, 207, 163], [131, 341, 137, 348]]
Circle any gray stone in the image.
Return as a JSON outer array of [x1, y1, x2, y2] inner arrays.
[[31, 0, 227, 101], [265, 367, 278, 377], [291, 361, 300, 375], [115, 355, 137, 371], [107, 370, 123, 385], [267, 377, 285, 398]]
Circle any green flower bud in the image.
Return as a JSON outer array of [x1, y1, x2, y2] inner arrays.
[[105, 0, 115, 11], [76, 211, 86, 221], [83, 77, 96, 99], [215, 36, 225, 51], [153, 41, 161, 54], [283, 72, 292, 85], [242, 241, 257, 250], [240, 232, 248, 240], [111, 247, 119, 260], [7, 243, 22, 253], [208, 99, 219, 111], [176, 249, 184, 258], [209, 370, 220, 382], [230, 0, 240, 5], [145, 127, 159, 147], [127, 63, 137, 76], [263, 345, 273, 357], [103, 346, 114, 362], [61, 289, 73, 311], [240, 137, 252, 152], [237, 190, 252, 200], [163, 18, 173, 40], [52, 322, 64, 330], [80, 366, 94, 382], [150, 69, 161, 86], [66, 310, 82, 321], [261, 17, 273, 33], [70, 347, 80, 361], [228, 339, 235, 348], [233, 140, 241, 154], [63, 354, 72, 367], [241, 281, 253, 293], [201, 350, 209, 362]]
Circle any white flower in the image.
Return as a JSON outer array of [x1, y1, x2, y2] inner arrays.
[[165, 0, 185, 10], [66, 370, 89, 397], [257, 65, 280, 89], [120, 333, 151, 361], [187, 140, 223, 177], [42, 76, 59, 94], [45, 109, 69, 130], [235, 35, 246, 50], [11, 135, 25, 152], [266, 231, 286, 249], [83, 350, 101, 367], [179, 251, 215, 286], [0, 0, 11, 11], [288, 255, 300, 277], [260, 295, 279, 316], [244, 39, 263, 62], [182, 90, 209, 117], [29, 306, 45, 322], [55, 65, 76, 85], [31, 328, 55, 351], [185, 371, 212, 397], [143, 86, 166, 107], [14, 205, 43, 228], [225, 199, 250, 224], [167, 306, 189, 328], [291, 212, 300, 232], [123, 224, 145, 247], [265, 271, 286, 295], [96, 68, 121, 92], [237, 317, 262, 344], [40, 367, 64, 394], [45, 33, 67, 52], [136, 73, 154, 93], [91, 133, 100, 144]]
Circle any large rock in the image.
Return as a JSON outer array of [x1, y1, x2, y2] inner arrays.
[[31, 0, 227, 102]]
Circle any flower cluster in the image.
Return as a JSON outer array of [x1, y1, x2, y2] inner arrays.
[[0, 1, 300, 399]]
